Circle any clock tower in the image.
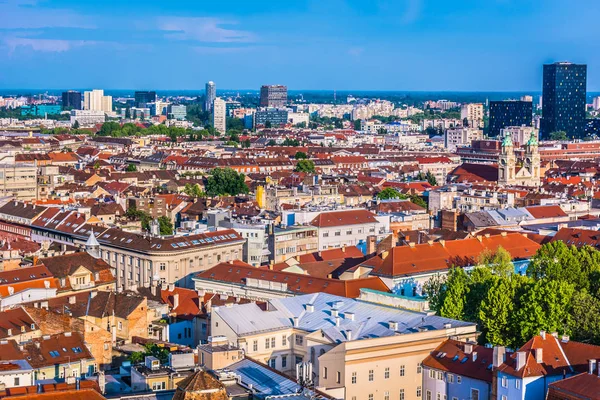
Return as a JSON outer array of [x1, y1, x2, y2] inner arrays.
[[498, 133, 516, 185]]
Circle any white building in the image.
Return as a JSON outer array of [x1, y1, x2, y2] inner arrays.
[[310, 209, 390, 250], [83, 89, 112, 113], [593, 96, 600, 111], [444, 127, 483, 151], [212, 97, 226, 134], [501, 126, 538, 146], [460, 103, 484, 128], [70, 110, 106, 126], [288, 112, 309, 127], [0, 360, 34, 389]]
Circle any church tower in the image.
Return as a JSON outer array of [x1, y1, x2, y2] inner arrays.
[[498, 132, 516, 185], [523, 132, 541, 186], [85, 229, 101, 259]]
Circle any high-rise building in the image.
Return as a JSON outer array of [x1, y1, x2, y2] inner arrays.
[[593, 96, 600, 111], [205, 81, 216, 112], [259, 85, 287, 108], [541, 62, 587, 139], [489, 100, 533, 137], [134, 91, 156, 107], [167, 104, 187, 121], [254, 108, 288, 127], [61, 90, 82, 110], [83, 89, 112, 113], [460, 103, 484, 128], [212, 97, 227, 134]]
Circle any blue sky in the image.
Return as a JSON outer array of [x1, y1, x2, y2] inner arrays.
[[0, 0, 598, 91]]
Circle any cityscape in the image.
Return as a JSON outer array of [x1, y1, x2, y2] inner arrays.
[[3, 2, 600, 400]]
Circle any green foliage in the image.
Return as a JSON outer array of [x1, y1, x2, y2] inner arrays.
[[377, 187, 405, 200], [183, 183, 205, 198], [242, 138, 251, 148], [72, 120, 80, 129], [416, 171, 438, 186], [128, 343, 170, 364], [186, 104, 211, 127], [569, 290, 600, 344], [478, 246, 514, 277], [479, 275, 520, 347], [294, 159, 316, 173], [439, 267, 470, 320], [409, 195, 427, 209], [550, 131, 568, 141], [294, 151, 308, 160], [267, 139, 277, 146], [282, 138, 301, 146], [226, 117, 245, 132], [205, 168, 249, 197], [353, 119, 361, 130], [126, 164, 137, 172], [157, 216, 173, 236], [125, 206, 151, 231]]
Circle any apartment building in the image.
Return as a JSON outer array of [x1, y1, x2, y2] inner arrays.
[[268, 225, 319, 263], [0, 164, 38, 200], [212, 97, 227, 134], [460, 103, 484, 128], [310, 209, 390, 250], [211, 292, 478, 400], [444, 128, 484, 152], [83, 89, 112, 113]]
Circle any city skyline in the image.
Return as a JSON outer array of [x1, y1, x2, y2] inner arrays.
[[1, 0, 600, 91]]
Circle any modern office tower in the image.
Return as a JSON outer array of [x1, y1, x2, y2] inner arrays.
[[134, 91, 156, 107], [148, 100, 170, 116], [259, 85, 287, 108], [205, 81, 216, 112], [62, 90, 82, 110], [460, 103, 484, 128], [541, 62, 587, 139], [225, 101, 241, 117], [168, 104, 187, 120], [212, 97, 227, 134], [84, 89, 112, 113], [489, 100, 533, 137], [254, 108, 289, 127]]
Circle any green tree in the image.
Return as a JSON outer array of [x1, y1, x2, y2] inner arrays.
[[550, 131, 568, 141], [264, 121, 272, 128], [569, 290, 600, 344], [478, 246, 514, 277], [294, 160, 316, 173], [424, 273, 447, 313], [129, 351, 145, 364], [377, 187, 405, 200], [353, 119, 361, 130], [125, 206, 151, 231], [184, 183, 205, 198], [282, 138, 301, 146], [205, 168, 249, 197], [479, 275, 519, 347], [72, 120, 80, 129], [409, 195, 427, 209], [294, 151, 308, 160], [439, 267, 470, 320], [99, 121, 121, 136], [158, 216, 173, 236], [126, 164, 137, 172], [242, 138, 251, 148], [267, 139, 277, 146]]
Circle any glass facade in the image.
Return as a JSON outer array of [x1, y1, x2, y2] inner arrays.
[[255, 108, 288, 127], [62, 91, 82, 110], [541, 62, 587, 139], [134, 91, 157, 107], [260, 85, 288, 108], [489, 100, 532, 137]]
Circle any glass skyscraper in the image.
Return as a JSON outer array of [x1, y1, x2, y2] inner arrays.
[[134, 91, 156, 107], [541, 62, 587, 139], [205, 81, 216, 112], [489, 100, 533, 137]]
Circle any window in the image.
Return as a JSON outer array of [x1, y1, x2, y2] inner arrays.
[[437, 371, 443, 381], [118, 321, 123, 331], [152, 381, 166, 391], [384, 391, 390, 400], [295, 356, 303, 365], [295, 335, 303, 345], [437, 394, 441, 400], [501, 376, 508, 388], [253, 340, 258, 352], [417, 363, 422, 374], [368, 369, 374, 381], [336, 371, 341, 384], [516, 380, 521, 389], [14, 377, 19, 386], [351, 371, 357, 384], [400, 365, 405, 376], [323, 232, 329, 238], [385, 367, 390, 379], [368, 395, 373, 400], [323, 367, 328, 379], [457, 376, 461, 384], [271, 337, 276, 348], [400, 389, 405, 400], [471, 389, 479, 400], [269, 358, 276, 368], [448, 374, 454, 383], [159, 263, 166, 271], [281, 355, 287, 368], [417, 386, 422, 398], [429, 370, 435, 379], [426, 390, 432, 400], [282, 335, 287, 346], [501, 396, 507, 400], [334, 231, 341, 236], [265, 338, 270, 349]]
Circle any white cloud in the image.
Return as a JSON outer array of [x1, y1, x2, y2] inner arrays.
[[158, 17, 255, 43]]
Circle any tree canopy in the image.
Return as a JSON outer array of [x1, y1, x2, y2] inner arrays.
[[294, 159, 315, 173], [205, 168, 249, 197], [550, 131, 568, 141]]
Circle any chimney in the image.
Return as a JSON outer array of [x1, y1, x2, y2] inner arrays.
[[562, 335, 570, 343], [69, 296, 76, 304], [335, 316, 341, 327], [367, 235, 377, 255], [516, 351, 526, 371], [269, 261, 274, 270], [90, 291, 97, 299], [389, 321, 398, 331], [331, 309, 339, 317], [540, 330, 546, 340], [168, 283, 175, 292], [589, 359, 597, 375], [439, 239, 446, 247], [535, 348, 543, 363], [293, 317, 299, 327], [341, 244, 346, 253], [493, 346, 506, 368], [306, 304, 314, 313], [464, 343, 473, 355], [472, 352, 478, 362], [173, 293, 180, 309], [346, 330, 352, 341], [345, 312, 355, 321]]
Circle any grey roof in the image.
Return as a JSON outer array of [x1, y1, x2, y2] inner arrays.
[[214, 292, 475, 341], [226, 358, 305, 399]]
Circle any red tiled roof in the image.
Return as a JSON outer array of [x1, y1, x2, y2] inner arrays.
[[310, 210, 378, 228], [422, 339, 496, 383], [160, 287, 201, 318], [525, 205, 568, 219], [551, 227, 600, 247], [547, 372, 600, 399], [297, 246, 364, 263]]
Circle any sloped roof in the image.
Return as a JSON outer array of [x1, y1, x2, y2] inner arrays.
[[422, 339, 496, 383], [524, 205, 568, 219], [310, 210, 378, 228], [547, 372, 600, 400]]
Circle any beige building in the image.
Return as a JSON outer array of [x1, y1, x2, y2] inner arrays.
[[268, 225, 319, 264], [265, 186, 343, 211], [0, 164, 38, 200], [84, 89, 112, 113], [212, 97, 226, 134], [460, 103, 484, 128], [211, 292, 478, 400], [444, 127, 483, 151]]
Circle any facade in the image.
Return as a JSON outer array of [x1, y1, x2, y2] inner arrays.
[[211, 292, 478, 400], [131, 354, 195, 393], [444, 127, 483, 151], [489, 100, 533, 137], [268, 225, 319, 263], [62, 90, 82, 110], [204, 81, 216, 112], [212, 97, 227, 134], [0, 360, 34, 390], [83, 89, 112, 113], [21, 105, 62, 117], [498, 132, 541, 186], [255, 108, 289, 127], [541, 62, 587, 139], [134, 91, 157, 107], [70, 109, 106, 126], [0, 164, 38, 200], [460, 103, 484, 128], [501, 126, 537, 147], [259, 85, 287, 108], [168, 104, 187, 121]]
